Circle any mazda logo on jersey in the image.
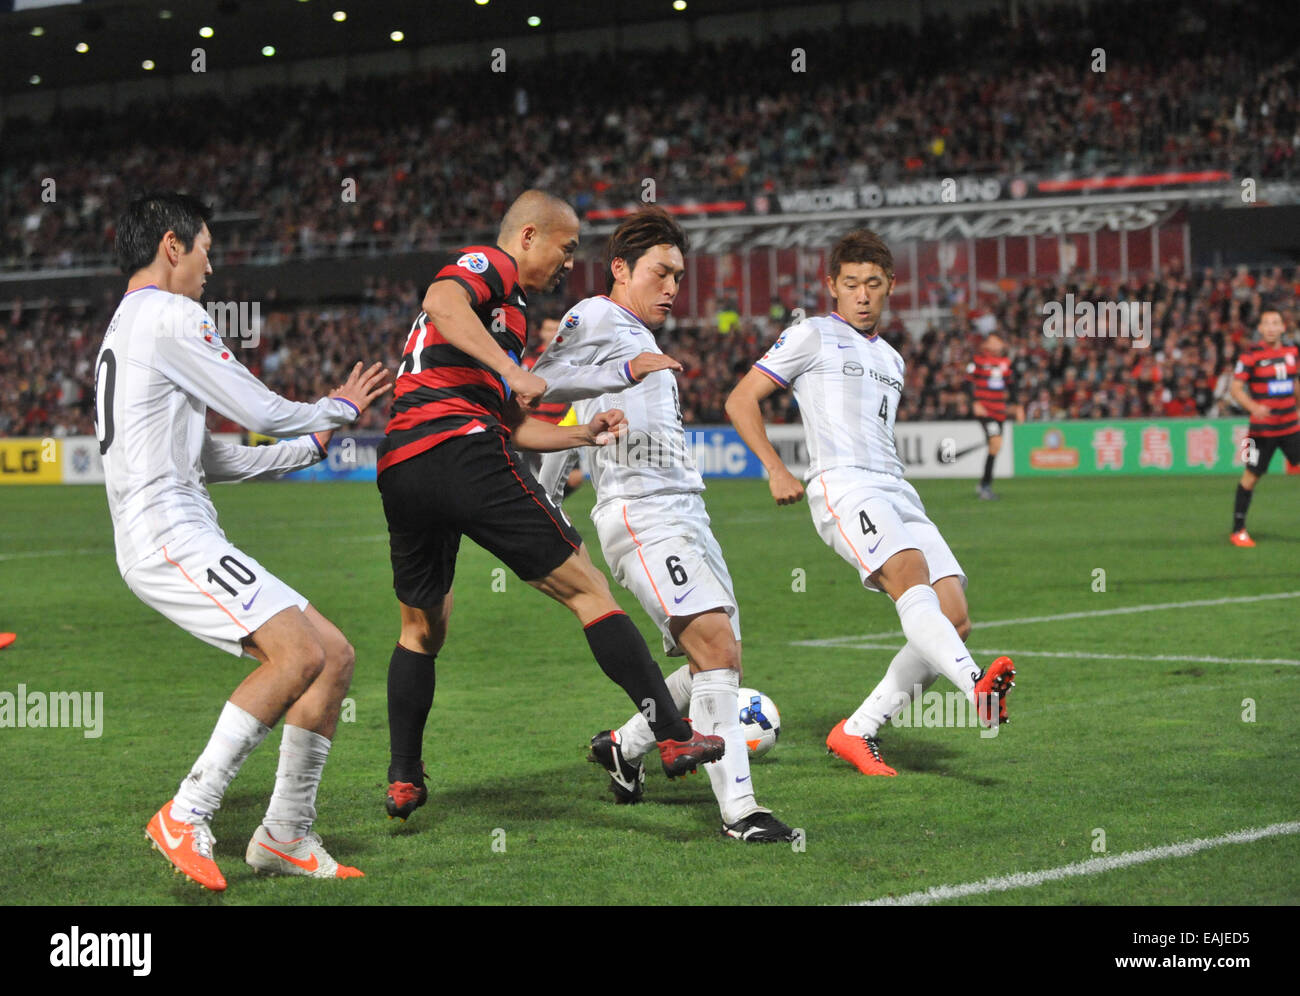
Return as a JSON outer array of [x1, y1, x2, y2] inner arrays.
[[870, 369, 903, 392], [842, 361, 864, 376]]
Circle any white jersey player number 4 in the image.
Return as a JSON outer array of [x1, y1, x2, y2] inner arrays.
[[725, 237, 1017, 779]]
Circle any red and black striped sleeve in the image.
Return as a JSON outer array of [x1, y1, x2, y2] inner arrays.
[[432, 246, 519, 308]]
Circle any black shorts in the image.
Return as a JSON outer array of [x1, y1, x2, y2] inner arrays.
[[378, 428, 584, 608], [979, 418, 1005, 440], [1245, 430, 1300, 476]]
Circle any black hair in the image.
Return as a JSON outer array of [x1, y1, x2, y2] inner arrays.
[[115, 191, 212, 275], [605, 207, 689, 292]]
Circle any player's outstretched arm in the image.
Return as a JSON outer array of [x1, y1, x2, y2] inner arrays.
[[201, 430, 330, 483], [424, 281, 545, 409], [726, 369, 805, 505], [156, 318, 384, 437], [512, 409, 627, 452], [534, 348, 683, 403]]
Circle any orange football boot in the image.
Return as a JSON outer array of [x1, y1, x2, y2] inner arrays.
[[826, 720, 898, 776], [145, 801, 227, 891], [974, 656, 1016, 726]]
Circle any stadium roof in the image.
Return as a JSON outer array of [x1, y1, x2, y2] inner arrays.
[[0, 0, 816, 95]]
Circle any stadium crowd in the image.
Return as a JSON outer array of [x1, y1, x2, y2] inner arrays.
[[3, 265, 1293, 440], [2, 0, 1298, 271]]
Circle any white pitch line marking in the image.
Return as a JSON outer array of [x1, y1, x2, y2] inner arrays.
[[807, 643, 1300, 667], [856, 821, 1300, 906], [794, 590, 1300, 647], [970, 648, 1300, 667]]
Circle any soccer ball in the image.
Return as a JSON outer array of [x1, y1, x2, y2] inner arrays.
[[737, 687, 780, 759]]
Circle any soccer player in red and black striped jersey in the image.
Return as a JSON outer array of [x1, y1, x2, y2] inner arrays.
[[1229, 307, 1299, 547], [966, 332, 1023, 499], [377, 190, 723, 822]]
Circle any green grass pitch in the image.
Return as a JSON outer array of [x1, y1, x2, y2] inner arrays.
[[1, 474, 1297, 905]]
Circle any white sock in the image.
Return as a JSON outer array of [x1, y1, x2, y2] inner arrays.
[[172, 701, 270, 824], [263, 725, 332, 842], [615, 664, 691, 763], [845, 643, 939, 737], [665, 663, 693, 713], [690, 668, 760, 825], [895, 584, 981, 702]]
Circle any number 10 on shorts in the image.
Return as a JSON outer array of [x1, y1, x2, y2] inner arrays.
[[206, 555, 257, 598]]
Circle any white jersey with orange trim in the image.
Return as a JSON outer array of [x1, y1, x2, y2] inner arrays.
[[95, 285, 357, 574], [754, 312, 906, 480], [532, 294, 703, 505]]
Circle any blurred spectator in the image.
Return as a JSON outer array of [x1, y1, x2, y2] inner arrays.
[[3, 0, 1299, 271], [5, 265, 1296, 439]]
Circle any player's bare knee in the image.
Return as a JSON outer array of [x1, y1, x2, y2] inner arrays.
[[571, 559, 611, 598], [399, 599, 449, 656], [277, 641, 327, 694], [423, 624, 447, 655], [301, 644, 328, 687], [401, 619, 444, 656], [711, 647, 742, 673], [330, 639, 356, 687]]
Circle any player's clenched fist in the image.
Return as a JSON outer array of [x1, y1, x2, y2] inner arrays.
[[505, 366, 547, 410], [331, 361, 393, 416], [769, 465, 805, 505], [583, 408, 628, 446]]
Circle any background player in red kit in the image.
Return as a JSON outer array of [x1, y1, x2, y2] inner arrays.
[[1229, 307, 1298, 546], [378, 190, 723, 823], [966, 331, 1023, 500]]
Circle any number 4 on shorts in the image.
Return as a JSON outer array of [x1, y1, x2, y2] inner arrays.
[[859, 511, 877, 536]]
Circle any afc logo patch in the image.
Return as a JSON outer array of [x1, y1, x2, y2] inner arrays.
[[456, 252, 490, 274], [563, 311, 581, 329]]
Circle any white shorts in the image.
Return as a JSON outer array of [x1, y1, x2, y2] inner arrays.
[[807, 468, 966, 593], [123, 528, 308, 657], [591, 493, 741, 656]]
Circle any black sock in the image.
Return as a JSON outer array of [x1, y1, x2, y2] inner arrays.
[[982, 453, 995, 488], [1233, 485, 1253, 533], [583, 612, 690, 741], [388, 644, 436, 784]]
